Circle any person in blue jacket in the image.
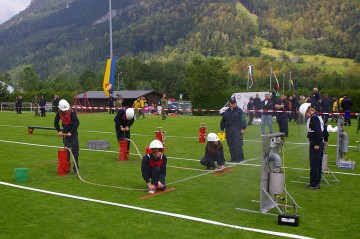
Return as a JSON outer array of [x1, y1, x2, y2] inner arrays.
[[300, 103, 328, 190], [141, 140, 167, 194], [54, 99, 80, 173], [220, 97, 247, 162], [200, 133, 226, 170]]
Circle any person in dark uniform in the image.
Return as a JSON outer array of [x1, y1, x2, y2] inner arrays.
[[52, 95, 60, 113], [108, 94, 116, 114], [291, 93, 299, 122], [275, 94, 289, 137], [114, 108, 135, 151], [253, 93, 262, 118], [247, 97, 254, 126], [320, 94, 332, 124], [200, 133, 226, 170], [141, 139, 167, 193], [220, 97, 247, 162], [299, 103, 328, 190], [39, 96, 46, 117], [341, 94, 353, 126], [15, 96, 22, 114], [54, 99, 80, 173]]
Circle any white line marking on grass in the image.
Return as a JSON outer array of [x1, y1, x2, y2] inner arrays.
[[2, 124, 356, 148], [0, 181, 313, 239], [2, 139, 360, 177]]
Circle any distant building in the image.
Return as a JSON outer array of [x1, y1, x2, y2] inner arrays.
[[76, 90, 162, 108]]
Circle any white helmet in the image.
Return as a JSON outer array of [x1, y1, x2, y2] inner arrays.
[[125, 108, 135, 120], [59, 99, 70, 111], [149, 139, 164, 149], [299, 103, 311, 117], [207, 133, 220, 142]]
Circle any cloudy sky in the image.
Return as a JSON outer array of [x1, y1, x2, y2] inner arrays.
[[0, 0, 31, 25]]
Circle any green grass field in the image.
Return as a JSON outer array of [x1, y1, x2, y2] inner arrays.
[[0, 111, 359, 239]]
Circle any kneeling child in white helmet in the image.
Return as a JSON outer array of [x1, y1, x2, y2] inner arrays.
[[141, 140, 167, 193], [200, 133, 226, 170]]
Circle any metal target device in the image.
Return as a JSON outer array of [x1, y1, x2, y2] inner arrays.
[[336, 117, 355, 170], [236, 132, 299, 226], [261, 133, 300, 226]]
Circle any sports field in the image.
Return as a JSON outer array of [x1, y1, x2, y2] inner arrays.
[[0, 111, 359, 239]]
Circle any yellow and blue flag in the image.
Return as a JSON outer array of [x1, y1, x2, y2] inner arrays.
[[103, 57, 117, 97]]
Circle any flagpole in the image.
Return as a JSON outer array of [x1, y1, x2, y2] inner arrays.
[[282, 72, 285, 92], [269, 67, 272, 91], [247, 66, 249, 90], [109, 0, 113, 58]]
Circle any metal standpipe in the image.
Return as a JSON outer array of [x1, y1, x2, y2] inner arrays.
[[260, 133, 299, 214]]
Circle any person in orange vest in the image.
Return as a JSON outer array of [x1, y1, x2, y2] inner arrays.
[[141, 140, 167, 194], [54, 99, 80, 173]]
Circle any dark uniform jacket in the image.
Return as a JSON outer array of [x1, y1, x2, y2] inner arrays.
[[114, 108, 135, 128], [54, 110, 80, 135], [220, 106, 246, 131], [307, 113, 328, 145], [261, 99, 275, 115], [141, 154, 167, 183]]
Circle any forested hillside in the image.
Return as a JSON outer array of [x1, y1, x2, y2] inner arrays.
[[0, 0, 358, 81]]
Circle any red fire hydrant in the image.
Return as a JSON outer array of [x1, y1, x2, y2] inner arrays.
[[58, 148, 70, 175], [119, 140, 129, 161], [155, 127, 166, 144], [199, 123, 207, 143]]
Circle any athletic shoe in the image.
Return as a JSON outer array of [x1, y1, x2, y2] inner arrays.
[[305, 185, 320, 190], [148, 190, 155, 194]]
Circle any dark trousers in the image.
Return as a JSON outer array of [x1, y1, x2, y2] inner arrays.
[[200, 151, 224, 169], [277, 115, 288, 137], [322, 113, 329, 125], [115, 127, 131, 150], [64, 134, 79, 171], [40, 108, 46, 117], [248, 112, 254, 125], [309, 141, 323, 187], [225, 128, 244, 162], [147, 166, 166, 191]]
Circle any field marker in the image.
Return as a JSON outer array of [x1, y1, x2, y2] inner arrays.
[[213, 168, 234, 176], [139, 188, 176, 199], [0, 181, 313, 239]]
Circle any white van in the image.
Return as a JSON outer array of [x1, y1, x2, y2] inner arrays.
[[219, 92, 269, 114]]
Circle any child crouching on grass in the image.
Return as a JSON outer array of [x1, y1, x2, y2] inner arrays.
[[200, 133, 226, 170]]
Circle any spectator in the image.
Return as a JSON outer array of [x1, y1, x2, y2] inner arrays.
[[261, 93, 275, 134], [341, 94, 353, 126], [32, 95, 40, 117], [331, 97, 339, 123], [115, 94, 123, 110], [253, 93, 262, 118], [52, 95, 60, 113], [160, 93, 168, 120], [291, 93, 299, 122], [15, 96, 22, 114], [39, 96, 46, 117], [247, 97, 254, 125], [275, 94, 289, 137], [320, 94, 332, 124], [108, 94, 116, 114], [312, 87, 321, 111]]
